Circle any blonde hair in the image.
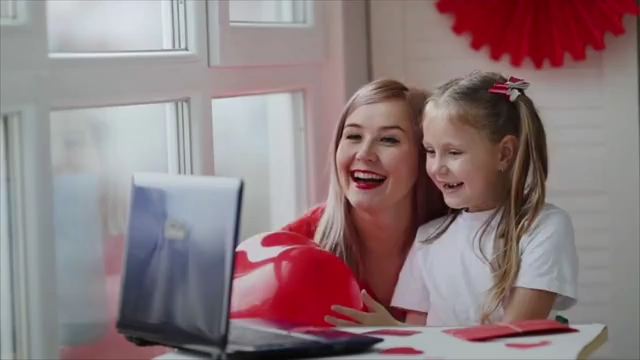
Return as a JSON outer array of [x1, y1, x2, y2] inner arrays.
[[313, 79, 448, 278], [424, 71, 548, 323]]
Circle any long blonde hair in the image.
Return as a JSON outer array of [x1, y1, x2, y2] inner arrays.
[[313, 79, 448, 278], [424, 71, 548, 323]]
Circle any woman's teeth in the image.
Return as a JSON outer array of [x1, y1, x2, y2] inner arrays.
[[443, 182, 463, 189], [351, 171, 386, 182]]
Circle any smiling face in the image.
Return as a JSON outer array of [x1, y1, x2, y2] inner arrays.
[[335, 100, 419, 212], [422, 106, 510, 212]]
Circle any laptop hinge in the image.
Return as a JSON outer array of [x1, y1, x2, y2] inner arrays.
[[181, 343, 227, 359]]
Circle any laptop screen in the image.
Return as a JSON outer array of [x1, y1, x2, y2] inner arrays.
[[116, 173, 242, 348]]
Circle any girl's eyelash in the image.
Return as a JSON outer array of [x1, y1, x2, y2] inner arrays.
[[424, 149, 462, 155]]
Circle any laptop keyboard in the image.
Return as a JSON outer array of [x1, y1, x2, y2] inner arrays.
[[228, 323, 317, 347]]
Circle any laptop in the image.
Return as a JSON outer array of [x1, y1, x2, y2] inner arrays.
[[116, 173, 383, 359]]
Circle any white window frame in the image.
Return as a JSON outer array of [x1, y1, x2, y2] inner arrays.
[[0, 113, 15, 360], [0, 105, 59, 360], [1, 1, 59, 358], [208, 0, 325, 66], [0, 0, 28, 26], [0, 0, 353, 357], [264, 90, 309, 225]]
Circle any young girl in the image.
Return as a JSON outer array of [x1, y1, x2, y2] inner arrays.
[[390, 71, 579, 326]]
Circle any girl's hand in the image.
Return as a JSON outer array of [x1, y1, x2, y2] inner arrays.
[[324, 290, 401, 327]]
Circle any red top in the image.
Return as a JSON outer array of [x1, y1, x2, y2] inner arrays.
[[281, 204, 407, 322], [281, 204, 326, 239]]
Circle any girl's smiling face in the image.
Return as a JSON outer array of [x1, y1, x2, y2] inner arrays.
[[422, 107, 509, 212]]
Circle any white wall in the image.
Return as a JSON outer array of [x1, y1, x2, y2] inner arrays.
[[369, 1, 639, 359]]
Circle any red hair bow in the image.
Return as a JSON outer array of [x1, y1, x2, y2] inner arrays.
[[489, 76, 530, 102]]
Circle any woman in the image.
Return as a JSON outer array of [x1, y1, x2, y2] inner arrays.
[[282, 79, 448, 325]]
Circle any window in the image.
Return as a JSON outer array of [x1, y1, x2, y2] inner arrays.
[[1, 0, 28, 26], [0, 114, 15, 360], [212, 92, 308, 240], [229, 0, 306, 24], [0, 0, 16, 20], [208, 0, 324, 65], [0, 0, 351, 358], [46, 0, 186, 54], [50, 102, 184, 359]]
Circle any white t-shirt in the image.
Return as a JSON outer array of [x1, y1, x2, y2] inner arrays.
[[391, 203, 578, 326]]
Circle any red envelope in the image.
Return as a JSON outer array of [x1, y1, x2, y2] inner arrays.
[[442, 319, 577, 341], [362, 329, 422, 337]]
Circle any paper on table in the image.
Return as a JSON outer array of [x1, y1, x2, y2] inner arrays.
[[442, 319, 577, 341]]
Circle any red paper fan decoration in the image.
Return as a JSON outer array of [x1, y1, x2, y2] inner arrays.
[[435, 0, 640, 69]]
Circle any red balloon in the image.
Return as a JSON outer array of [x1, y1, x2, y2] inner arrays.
[[230, 231, 363, 327]]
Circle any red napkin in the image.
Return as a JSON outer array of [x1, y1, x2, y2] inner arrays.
[[362, 329, 422, 337], [442, 319, 577, 341], [505, 340, 551, 349], [378, 347, 423, 355]]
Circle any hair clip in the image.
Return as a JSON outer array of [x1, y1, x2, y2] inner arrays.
[[488, 76, 530, 102]]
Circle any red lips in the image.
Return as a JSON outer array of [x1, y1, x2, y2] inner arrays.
[[230, 231, 363, 327], [355, 182, 383, 190], [351, 169, 386, 190]]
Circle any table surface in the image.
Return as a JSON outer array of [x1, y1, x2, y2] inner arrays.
[[155, 323, 608, 360]]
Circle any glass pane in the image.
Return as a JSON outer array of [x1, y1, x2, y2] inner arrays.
[[50, 102, 181, 360], [46, 0, 186, 53], [0, 0, 16, 19], [229, 0, 306, 24], [212, 92, 306, 241], [0, 114, 15, 359]]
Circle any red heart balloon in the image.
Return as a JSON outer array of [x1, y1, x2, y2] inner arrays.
[[230, 231, 363, 327]]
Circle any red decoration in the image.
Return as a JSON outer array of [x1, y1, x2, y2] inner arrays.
[[435, 0, 640, 69], [229, 231, 363, 327], [442, 319, 578, 342], [488, 76, 530, 102]]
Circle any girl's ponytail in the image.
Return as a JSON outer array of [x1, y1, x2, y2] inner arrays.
[[481, 84, 550, 324], [512, 94, 548, 223]]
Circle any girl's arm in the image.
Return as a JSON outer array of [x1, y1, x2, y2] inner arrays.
[[505, 208, 579, 322], [390, 240, 431, 323], [502, 288, 557, 322]]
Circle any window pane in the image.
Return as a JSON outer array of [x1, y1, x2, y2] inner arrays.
[[229, 0, 306, 24], [0, 0, 16, 19], [46, 0, 186, 53], [50, 102, 181, 359], [212, 92, 307, 241], [0, 114, 15, 359]]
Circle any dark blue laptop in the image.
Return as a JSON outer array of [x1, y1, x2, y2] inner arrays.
[[116, 173, 382, 359]]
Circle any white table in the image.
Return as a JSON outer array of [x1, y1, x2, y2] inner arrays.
[[155, 323, 607, 360]]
